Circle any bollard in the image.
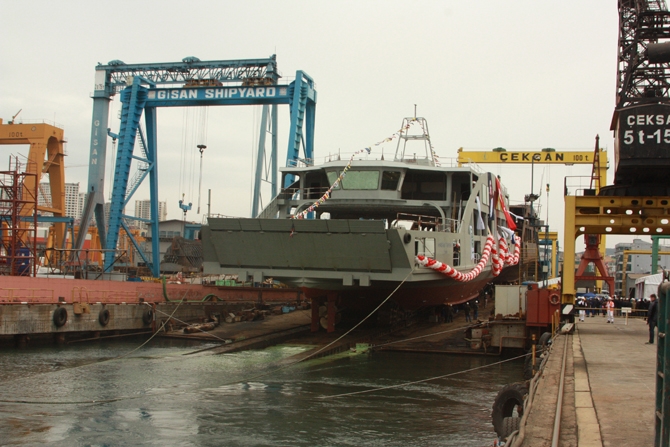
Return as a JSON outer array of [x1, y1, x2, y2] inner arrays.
[[531, 334, 537, 376]]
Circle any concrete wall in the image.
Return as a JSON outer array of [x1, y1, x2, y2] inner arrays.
[[0, 302, 251, 338]]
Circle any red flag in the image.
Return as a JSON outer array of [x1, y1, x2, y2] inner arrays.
[[495, 177, 517, 231]]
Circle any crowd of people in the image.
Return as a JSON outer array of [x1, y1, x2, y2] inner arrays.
[[575, 294, 650, 320], [576, 292, 660, 344]]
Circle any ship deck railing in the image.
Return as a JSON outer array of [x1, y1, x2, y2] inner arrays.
[[564, 175, 598, 196], [394, 212, 459, 232], [277, 187, 330, 201], [285, 151, 463, 168]]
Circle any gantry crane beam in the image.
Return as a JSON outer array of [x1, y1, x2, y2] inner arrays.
[[457, 150, 600, 165], [96, 57, 279, 96], [456, 149, 608, 189]]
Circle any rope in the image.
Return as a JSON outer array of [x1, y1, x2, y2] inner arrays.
[[319, 352, 530, 399], [370, 323, 478, 349], [210, 266, 418, 387]]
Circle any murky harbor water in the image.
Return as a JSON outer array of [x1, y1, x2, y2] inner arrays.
[[0, 338, 523, 446]]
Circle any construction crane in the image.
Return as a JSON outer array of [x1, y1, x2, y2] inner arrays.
[[605, 0, 670, 195]]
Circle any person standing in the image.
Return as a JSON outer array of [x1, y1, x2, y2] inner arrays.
[[647, 294, 659, 345], [463, 302, 471, 323], [606, 297, 615, 324], [578, 297, 586, 322]]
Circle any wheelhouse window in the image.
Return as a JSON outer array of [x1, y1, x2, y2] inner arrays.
[[381, 171, 401, 190], [327, 170, 380, 190]]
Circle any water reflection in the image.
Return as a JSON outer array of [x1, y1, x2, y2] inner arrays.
[[0, 340, 522, 446]]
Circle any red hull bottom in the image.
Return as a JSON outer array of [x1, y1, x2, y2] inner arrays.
[[301, 274, 493, 313]]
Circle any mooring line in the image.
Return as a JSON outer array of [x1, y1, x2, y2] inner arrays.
[[206, 266, 419, 388], [318, 352, 531, 399], [370, 322, 478, 348]]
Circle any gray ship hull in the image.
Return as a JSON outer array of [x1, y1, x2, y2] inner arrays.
[[201, 217, 510, 309]]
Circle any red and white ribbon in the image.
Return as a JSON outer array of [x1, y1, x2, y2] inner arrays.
[[416, 231, 520, 282], [416, 233, 495, 282]]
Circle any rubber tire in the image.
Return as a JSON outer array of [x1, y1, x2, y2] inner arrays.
[[403, 233, 412, 244], [98, 308, 110, 326], [142, 309, 154, 325], [53, 307, 68, 327], [492, 382, 528, 438], [501, 416, 521, 439], [538, 332, 552, 346]]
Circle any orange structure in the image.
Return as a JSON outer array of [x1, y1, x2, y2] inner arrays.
[[0, 118, 66, 251]]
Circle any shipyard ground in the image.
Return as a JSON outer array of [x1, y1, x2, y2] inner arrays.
[[519, 315, 655, 447]]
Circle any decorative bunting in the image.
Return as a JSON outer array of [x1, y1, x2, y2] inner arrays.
[[415, 231, 520, 282], [292, 118, 441, 220]]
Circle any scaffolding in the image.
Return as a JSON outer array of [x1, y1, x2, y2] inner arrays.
[[0, 157, 38, 276]]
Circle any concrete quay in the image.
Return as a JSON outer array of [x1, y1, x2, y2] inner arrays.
[[518, 315, 656, 447]]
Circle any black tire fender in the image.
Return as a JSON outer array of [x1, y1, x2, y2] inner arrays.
[[501, 416, 521, 439], [403, 233, 412, 244], [142, 309, 154, 325], [98, 308, 110, 326], [53, 307, 68, 327], [492, 382, 528, 438], [538, 332, 552, 346]]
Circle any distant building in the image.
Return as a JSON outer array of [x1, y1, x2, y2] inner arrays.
[[134, 199, 167, 229], [614, 239, 670, 298], [142, 219, 201, 272], [37, 182, 82, 226], [64, 183, 80, 219]]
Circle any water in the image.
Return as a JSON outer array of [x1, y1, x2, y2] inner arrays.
[[0, 338, 523, 446]]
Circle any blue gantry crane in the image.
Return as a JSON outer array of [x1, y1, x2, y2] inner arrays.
[[76, 55, 317, 277]]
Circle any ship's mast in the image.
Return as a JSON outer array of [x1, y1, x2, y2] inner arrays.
[[394, 116, 436, 166]]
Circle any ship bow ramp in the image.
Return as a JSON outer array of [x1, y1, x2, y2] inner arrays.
[[202, 218, 400, 285]]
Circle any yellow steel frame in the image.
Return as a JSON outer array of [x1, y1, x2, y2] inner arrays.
[[563, 195, 670, 303], [457, 149, 601, 165]]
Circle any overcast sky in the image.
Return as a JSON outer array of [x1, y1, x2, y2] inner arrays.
[[1, 0, 656, 250]]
